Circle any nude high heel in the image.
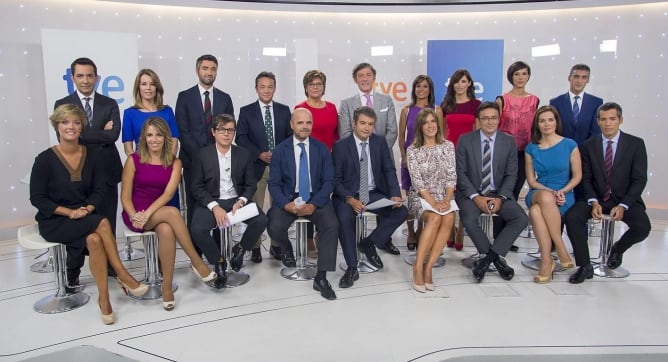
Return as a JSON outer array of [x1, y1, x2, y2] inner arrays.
[[99, 298, 115, 325], [534, 261, 556, 284], [117, 278, 149, 297]]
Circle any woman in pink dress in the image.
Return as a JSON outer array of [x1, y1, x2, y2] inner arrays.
[[295, 70, 339, 150], [121, 118, 218, 311], [440, 69, 481, 250], [398, 75, 443, 250]]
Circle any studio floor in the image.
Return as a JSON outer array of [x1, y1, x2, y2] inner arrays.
[[1, 215, 667, 361]]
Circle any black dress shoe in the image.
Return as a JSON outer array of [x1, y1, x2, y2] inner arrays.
[[380, 240, 400, 255], [269, 245, 284, 260], [569, 264, 594, 284], [313, 278, 337, 300], [509, 245, 519, 252], [251, 248, 262, 263], [607, 248, 624, 269], [359, 239, 383, 269], [338, 267, 359, 288], [493, 257, 515, 281], [282, 254, 296, 268], [230, 244, 245, 272], [472, 259, 491, 282], [214, 261, 227, 289]]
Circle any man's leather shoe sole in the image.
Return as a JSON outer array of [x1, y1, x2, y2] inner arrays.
[[313, 278, 337, 300], [569, 264, 594, 284]]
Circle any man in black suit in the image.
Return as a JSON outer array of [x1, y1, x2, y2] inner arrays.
[[267, 108, 339, 300], [189, 114, 268, 288], [565, 102, 651, 283], [236, 72, 292, 262], [332, 107, 407, 288], [54, 57, 122, 286], [456, 102, 528, 282], [176, 54, 234, 226]]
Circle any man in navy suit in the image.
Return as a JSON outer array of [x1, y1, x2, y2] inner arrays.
[[549, 64, 603, 146], [332, 107, 407, 288], [176, 54, 234, 226], [565, 102, 650, 283], [267, 108, 339, 300], [236, 72, 292, 262], [54, 57, 122, 286], [189, 115, 268, 288]]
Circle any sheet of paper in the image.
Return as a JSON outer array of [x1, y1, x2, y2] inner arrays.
[[225, 203, 260, 226], [419, 198, 459, 215], [365, 197, 402, 210]]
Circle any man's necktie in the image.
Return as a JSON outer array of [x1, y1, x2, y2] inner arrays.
[[84, 97, 92, 123], [480, 138, 492, 196], [573, 95, 580, 123], [359, 142, 369, 205], [298, 143, 310, 202], [364, 93, 373, 108], [265, 105, 275, 151], [603, 140, 613, 201], [204, 91, 212, 140]]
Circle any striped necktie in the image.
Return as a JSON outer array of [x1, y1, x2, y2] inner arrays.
[[480, 138, 492, 196]]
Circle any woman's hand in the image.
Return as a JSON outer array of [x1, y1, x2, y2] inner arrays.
[[436, 200, 451, 213], [554, 190, 566, 206], [131, 210, 149, 230], [69, 207, 89, 219]]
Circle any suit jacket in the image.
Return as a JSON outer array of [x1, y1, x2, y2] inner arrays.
[[581, 131, 647, 208], [175, 85, 234, 168], [236, 100, 292, 180], [54, 92, 122, 183], [338, 92, 397, 151], [332, 133, 401, 202], [268, 136, 334, 209], [550, 92, 603, 146], [456, 130, 518, 201], [190, 144, 257, 208]]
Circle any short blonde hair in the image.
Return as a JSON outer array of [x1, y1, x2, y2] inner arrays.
[[50, 104, 88, 138]]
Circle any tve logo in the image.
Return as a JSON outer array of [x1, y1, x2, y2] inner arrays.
[[373, 81, 408, 102], [62, 68, 126, 104]]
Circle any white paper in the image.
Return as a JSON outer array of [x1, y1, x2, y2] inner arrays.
[[365, 197, 402, 210], [224, 203, 260, 227], [419, 198, 459, 215]]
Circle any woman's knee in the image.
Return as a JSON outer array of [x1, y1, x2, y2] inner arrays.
[[97, 218, 111, 233], [533, 190, 556, 206], [86, 233, 103, 253]]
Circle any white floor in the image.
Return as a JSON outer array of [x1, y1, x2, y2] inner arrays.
[[1, 217, 667, 362]]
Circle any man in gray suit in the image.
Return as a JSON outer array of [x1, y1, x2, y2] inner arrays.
[[456, 101, 528, 282]]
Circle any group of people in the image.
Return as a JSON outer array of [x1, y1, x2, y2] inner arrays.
[[29, 55, 650, 324]]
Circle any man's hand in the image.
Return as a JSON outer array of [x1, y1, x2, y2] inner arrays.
[[212, 205, 229, 227], [297, 203, 316, 216], [391, 196, 403, 208], [591, 202, 603, 220], [610, 205, 625, 221], [473, 196, 495, 214], [104, 120, 113, 130], [347, 197, 365, 214], [259, 152, 272, 164], [285, 201, 300, 215], [488, 198, 503, 214]]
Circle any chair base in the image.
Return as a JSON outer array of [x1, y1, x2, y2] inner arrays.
[[30, 257, 53, 273], [460, 254, 497, 272], [339, 260, 380, 274], [280, 266, 317, 281], [520, 255, 568, 272], [129, 281, 178, 300], [404, 253, 446, 267], [594, 264, 630, 278], [223, 271, 250, 287], [118, 246, 145, 261], [33, 291, 90, 314]]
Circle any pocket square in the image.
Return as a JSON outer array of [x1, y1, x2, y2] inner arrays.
[[379, 107, 389, 112]]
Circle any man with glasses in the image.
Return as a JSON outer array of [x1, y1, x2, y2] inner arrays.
[[189, 114, 268, 287], [455, 102, 528, 282]]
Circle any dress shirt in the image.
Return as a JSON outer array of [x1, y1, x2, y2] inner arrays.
[[352, 133, 376, 191], [206, 147, 240, 211], [587, 131, 626, 209], [77, 90, 95, 114], [259, 100, 276, 141], [198, 84, 214, 110], [569, 90, 584, 113], [469, 132, 498, 199], [293, 137, 312, 194], [358, 90, 374, 107]]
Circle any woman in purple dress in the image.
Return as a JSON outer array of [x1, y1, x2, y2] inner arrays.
[[121, 118, 218, 311], [398, 75, 443, 250]]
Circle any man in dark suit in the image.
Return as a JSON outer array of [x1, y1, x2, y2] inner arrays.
[[267, 108, 339, 300], [565, 102, 650, 283], [175, 54, 234, 226], [54, 57, 122, 286], [236, 71, 292, 262], [549, 64, 603, 147], [189, 114, 268, 288], [332, 107, 407, 288], [456, 102, 528, 282]]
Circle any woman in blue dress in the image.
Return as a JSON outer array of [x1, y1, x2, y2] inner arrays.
[[525, 105, 581, 283]]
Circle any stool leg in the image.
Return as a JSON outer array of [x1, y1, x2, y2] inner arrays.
[[33, 244, 90, 314], [119, 236, 145, 262], [281, 220, 317, 281], [30, 251, 54, 273], [356, 214, 380, 274], [593, 216, 629, 278], [221, 227, 249, 287]]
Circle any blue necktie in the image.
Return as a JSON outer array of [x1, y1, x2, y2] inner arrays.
[[573, 95, 580, 123], [297, 143, 310, 202]]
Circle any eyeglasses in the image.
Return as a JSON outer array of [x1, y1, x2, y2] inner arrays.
[[478, 116, 499, 122], [307, 82, 324, 88], [214, 127, 236, 134]]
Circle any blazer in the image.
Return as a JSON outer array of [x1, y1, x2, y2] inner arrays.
[[455, 130, 518, 201], [190, 144, 257, 208], [332, 133, 401, 202], [54, 92, 123, 183], [236, 100, 292, 180], [268, 136, 334, 209], [175, 85, 234, 168], [549, 92, 603, 146], [338, 92, 398, 151], [581, 131, 647, 208]]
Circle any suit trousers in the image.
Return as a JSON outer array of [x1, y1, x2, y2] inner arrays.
[[267, 203, 339, 271], [334, 191, 407, 268], [189, 199, 268, 265], [565, 200, 651, 266], [458, 197, 528, 256], [251, 166, 279, 248]]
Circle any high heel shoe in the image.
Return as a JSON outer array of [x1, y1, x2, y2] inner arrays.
[[98, 299, 115, 325], [560, 259, 575, 269], [454, 242, 464, 251], [425, 283, 435, 291], [117, 278, 149, 297], [162, 300, 175, 311], [446, 240, 455, 248], [534, 261, 556, 284], [413, 283, 426, 293], [190, 264, 218, 283]]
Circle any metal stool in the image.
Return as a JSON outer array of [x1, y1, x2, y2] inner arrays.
[[118, 234, 145, 262], [178, 171, 188, 223], [18, 224, 90, 313], [461, 213, 497, 272], [594, 215, 629, 278], [217, 226, 250, 287], [281, 218, 317, 281], [123, 229, 177, 300], [339, 212, 381, 274], [30, 250, 54, 273]]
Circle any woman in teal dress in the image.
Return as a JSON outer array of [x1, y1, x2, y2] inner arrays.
[[525, 105, 581, 283]]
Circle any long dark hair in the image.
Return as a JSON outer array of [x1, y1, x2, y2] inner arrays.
[[531, 105, 563, 144], [440, 69, 476, 114], [409, 75, 435, 107]]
